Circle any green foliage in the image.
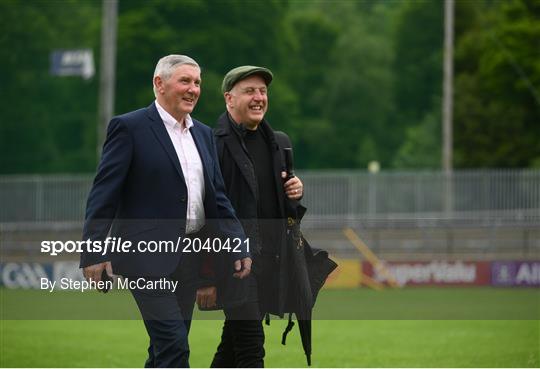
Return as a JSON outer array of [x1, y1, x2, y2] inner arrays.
[[115, 0, 294, 126], [1, 0, 538, 173], [393, 108, 441, 169], [286, 0, 399, 169], [390, 0, 443, 169], [0, 0, 100, 173], [454, 0, 540, 168]]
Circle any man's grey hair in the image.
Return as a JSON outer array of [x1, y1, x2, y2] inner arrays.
[[153, 55, 200, 97]]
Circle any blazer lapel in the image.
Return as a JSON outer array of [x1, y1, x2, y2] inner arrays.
[[146, 103, 185, 182]]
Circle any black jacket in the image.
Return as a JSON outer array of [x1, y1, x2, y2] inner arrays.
[[214, 112, 291, 316], [215, 113, 338, 366]]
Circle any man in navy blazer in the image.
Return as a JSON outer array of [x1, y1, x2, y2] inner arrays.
[[80, 54, 251, 368]]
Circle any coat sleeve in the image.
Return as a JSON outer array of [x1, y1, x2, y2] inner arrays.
[[209, 133, 249, 261], [80, 118, 133, 268]]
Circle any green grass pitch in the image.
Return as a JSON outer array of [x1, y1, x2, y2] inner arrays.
[[1, 288, 538, 367]]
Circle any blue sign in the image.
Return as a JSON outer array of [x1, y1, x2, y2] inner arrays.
[[50, 49, 95, 80]]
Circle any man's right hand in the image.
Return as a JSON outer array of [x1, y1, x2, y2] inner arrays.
[[82, 261, 113, 283], [196, 286, 217, 309], [233, 257, 252, 279]]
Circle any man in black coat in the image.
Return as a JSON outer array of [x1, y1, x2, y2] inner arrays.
[[196, 66, 304, 367]]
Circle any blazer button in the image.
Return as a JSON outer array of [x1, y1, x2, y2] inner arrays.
[[180, 196, 186, 202]]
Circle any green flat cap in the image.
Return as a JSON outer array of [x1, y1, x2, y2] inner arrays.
[[222, 65, 273, 93]]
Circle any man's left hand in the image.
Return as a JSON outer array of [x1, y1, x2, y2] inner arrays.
[[282, 172, 303, 200]]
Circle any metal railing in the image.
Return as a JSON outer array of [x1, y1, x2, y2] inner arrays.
[[1, 170, 538, 258], [1, 170, 539, 224]]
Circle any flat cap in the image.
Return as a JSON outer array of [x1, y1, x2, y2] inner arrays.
[[222, 65, 273, 93]]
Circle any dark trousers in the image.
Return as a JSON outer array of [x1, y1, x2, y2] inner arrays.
[[210, 275, 265, 368], [129, 241, 202, 368], [130, 283, 195, 368]]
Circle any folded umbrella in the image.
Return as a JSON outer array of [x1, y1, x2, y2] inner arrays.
[[283, 201, 337, 366], [280, 146, 338, 366]]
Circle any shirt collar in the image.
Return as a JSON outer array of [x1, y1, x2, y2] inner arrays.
[[155, 100, 193, 131]]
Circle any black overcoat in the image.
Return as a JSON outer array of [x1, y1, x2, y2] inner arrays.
[[214, 112, 291, 316]]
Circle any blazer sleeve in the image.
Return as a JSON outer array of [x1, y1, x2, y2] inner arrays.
[[80, 118, 133, 268]]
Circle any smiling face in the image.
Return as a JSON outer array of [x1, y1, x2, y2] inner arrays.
[[154, 64, 201, 123], [225, 75, 268, 130]]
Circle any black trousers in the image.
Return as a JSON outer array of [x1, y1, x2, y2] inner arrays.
[[128, 233, 204, 368], [210, 273, 266, 368]]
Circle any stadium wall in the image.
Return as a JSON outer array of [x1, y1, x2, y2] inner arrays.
[[1, 260, 538, 289]]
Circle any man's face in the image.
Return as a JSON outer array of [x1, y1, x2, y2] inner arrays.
[[225, 75, 268, 129], [155, 64, 201, 121]]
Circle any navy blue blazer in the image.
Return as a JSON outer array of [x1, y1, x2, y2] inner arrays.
[[80, 102, 247, 277]]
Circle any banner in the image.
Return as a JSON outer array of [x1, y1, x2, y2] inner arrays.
[[0, 262, 83, 289], [362, 261, 491, 286], [2, 261, 538, 289], [491, 261, 540, 287], [324, 259, 361, 288]]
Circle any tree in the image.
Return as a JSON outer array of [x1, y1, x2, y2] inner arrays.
[[389, 0, 444, 169], [115, 0, 294, 126], [286, 0, 399, 169], [454, 0, 540, 167], [0, 0, 100, 173]]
